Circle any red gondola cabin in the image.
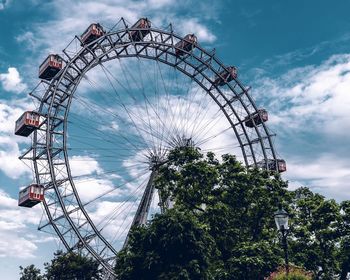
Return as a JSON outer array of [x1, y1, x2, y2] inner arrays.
[[267, 159, 287, 173], [81, 23, 105, 45], [257, 159, 287, 173], [175, 34, 197, 56], [244, 109, 268, 128], [276, 159, 287, 172], [15, 111, 41, 137], [213, 66, 238, 86], [18, 184, 44, 207], [39, 54, 63, 80], [130, 18, 151, 41]]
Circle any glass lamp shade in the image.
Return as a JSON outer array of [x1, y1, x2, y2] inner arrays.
[[274, 208, 289, 230]]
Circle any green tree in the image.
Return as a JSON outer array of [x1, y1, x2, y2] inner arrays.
[[116, 147, 288, 279], [288, 187, 343, 279], [338, 200, 350, 280], [44, 250, 101, 280], [115, 209, 217, 280], [19, 264, 43, 280], [22, 147, 347, 279]]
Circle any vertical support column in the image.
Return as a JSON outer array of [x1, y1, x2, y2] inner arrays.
[[123, 170, 157, 247], [282, 227, 289, 276]]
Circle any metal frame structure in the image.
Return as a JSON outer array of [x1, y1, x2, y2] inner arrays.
[[20, 18, 278, 277]]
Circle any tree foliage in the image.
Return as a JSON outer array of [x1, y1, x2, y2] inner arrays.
[[115, 209, 217, 280], [22, 147, 350, 279], [289, 188, 350, 279], [19, 264, 43, 280], [20, 250, 101, 280], [116, 147, 288, 279], [115, 146, 350, 279], [44, 250, 101, 280]]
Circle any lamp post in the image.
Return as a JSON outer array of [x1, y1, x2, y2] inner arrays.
[[274, 207, 290, 276]]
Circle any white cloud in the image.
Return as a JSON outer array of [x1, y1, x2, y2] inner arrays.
[[88, 200, 136, 249], [100, 121, 119, 132], [125, 89, 242, 163], [179, 18, 216, 43], [17, 0, 217, 60], [0, 189, 18, 208], [254, 54, 350, 136], [0, 235, 38, 258], [91, 200, 134, 228], [69, 155, 102, 177], [0, 102, 32, 179], [0, 102, 30, 136], [0, 188, 43, 259], [0, 0, 10, 10], [285, 154, 350, 201], [0, 67, 27, 93], [287, 155, 350, 181], [69, 154, 128, 203], [16, 31, 36, 50], [0, 136, 31, 179], [146, 0, 174, 8], [252, 53, 350, 201], [74, 178, 116, 203]]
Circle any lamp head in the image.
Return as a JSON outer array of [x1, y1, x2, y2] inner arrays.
[[274, 207, 289, 231]]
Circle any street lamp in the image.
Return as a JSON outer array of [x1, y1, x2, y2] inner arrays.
[[274, 207, 290, 276]]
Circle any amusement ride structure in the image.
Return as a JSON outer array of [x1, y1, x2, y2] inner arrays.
[[14, 18, 286, 278]]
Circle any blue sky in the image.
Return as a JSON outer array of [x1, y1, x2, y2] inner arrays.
[[1, 0, 350, 279]]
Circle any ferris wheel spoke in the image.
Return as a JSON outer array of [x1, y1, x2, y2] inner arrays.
[[71, 165, 149, 183], [153, 60, 179, 144], [200, 142, 242, 153], [68, 133, 148, 158], [80, 169, 150, 207], [101, 60, 176, 150], [98, 66, 170, 155], [180, 76, 201, 137], [98, 181, 147, 233], [38, 172, 146, 233], [196, 126, 233, 147], [68, 124, 147, 152], [155, 61, 184, 141], [152, 59, 164, 140], [96, 174, 151, 241], [180, 61, 206, 135], [70, 96, 148, 151], [73, 75, 160, 149], [69, 117, 165, 164], [192, 108, 229, 144], [150, 61, 174, 141], [67, 134, 145, 152], [99, 61, 159, 141], [72, 94, 148, 141], [188, 90, 222, 141], [134, 59, 158, 153], [136, 57, 176, 151]]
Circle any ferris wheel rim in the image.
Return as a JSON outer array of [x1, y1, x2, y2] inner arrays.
[[29, 21, 278, 276]]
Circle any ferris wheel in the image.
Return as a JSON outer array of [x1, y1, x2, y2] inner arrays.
[[15, 18, 286, 277]]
